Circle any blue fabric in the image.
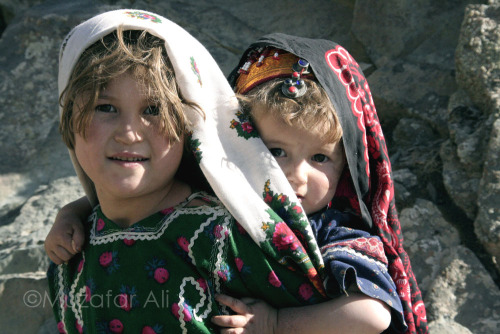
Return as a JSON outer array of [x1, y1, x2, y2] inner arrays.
[[310, 209, 407, 333]]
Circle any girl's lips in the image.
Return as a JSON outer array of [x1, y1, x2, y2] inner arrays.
[[108, 152, 148, 162], [109, 156, 148, 162], [108, 153, 149, 166]]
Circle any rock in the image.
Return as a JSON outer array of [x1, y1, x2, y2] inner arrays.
[[425, 246, 500, 332], [447, 90, 489, 177], [0, 176, 84, 253], [428, 317, 474, 334], [352, 0, 479, 68], [452, 2, 500, 265], [455, 3, 500, 115], [0, 272, 53, 334], [399, 199, 461, 294], [36, 316, 57, 334], [0, 245, 50, 275], [367, 62, 455, 133], [440, 139, 480, 220], [475, 118, 500, 272], [393, 168, 418, 208]]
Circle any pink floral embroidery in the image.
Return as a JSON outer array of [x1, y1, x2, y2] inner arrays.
[[96, 218, 105, 231], [109, 319, 124, 333], [172, 303, 192, 322], [196, 278, 208, 291], [268, 271, 282, 288], [298, 283, 313, 301], [214, 225, 223, 239], [235, 258, 244, 272], [118, 294, 132, 312], [241, 122, 253, 133], [154, 267, 169, 284], [77, 259, 84, 272], [99, 252, 113, 267], [85, 286, 91, 302], [177, 236, 189, 252], [272, 222, 300, 251], [161, 207, 174, 215], [75, 320, 83, 334], [142, 325, 163, 334], [123, 238, 136, 246], [57, 321, 66, 333]]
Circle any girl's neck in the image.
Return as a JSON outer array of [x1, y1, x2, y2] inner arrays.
[[97, 179, 192, 228]]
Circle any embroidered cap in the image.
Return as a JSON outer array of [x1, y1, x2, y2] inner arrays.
[[234, 47, 314, 96]]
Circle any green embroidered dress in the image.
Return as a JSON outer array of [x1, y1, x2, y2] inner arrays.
[[48, 193, 328, 334]]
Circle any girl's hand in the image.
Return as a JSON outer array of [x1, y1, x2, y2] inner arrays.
[[44, 197, 90, 264], [212, 294, 278, 334]]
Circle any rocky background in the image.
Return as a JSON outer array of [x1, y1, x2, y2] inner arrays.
[[0, 0, 498, 333]]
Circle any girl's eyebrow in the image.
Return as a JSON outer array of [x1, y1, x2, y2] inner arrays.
[[96, 92, 113, 99]]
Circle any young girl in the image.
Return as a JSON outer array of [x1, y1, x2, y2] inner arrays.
[[49, 9, 397, 334]]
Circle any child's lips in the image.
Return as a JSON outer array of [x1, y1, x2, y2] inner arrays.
[[108, 153, 149, 164]]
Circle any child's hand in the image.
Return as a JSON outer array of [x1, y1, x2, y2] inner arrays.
[[44, 199, 89, 264], [44, 216, 84, 264], [212, 294, 278, 334]]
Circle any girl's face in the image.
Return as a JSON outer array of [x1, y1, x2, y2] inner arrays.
[[254, 111, 345, 215], [73, 72, 184, 205]]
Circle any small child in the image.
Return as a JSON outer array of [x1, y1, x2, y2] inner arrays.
[[218, 34, 429, 334], [48, 9, 400, 334]]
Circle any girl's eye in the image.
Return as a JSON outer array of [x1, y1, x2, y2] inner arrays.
[[269, 148, 286, 158], [312, 154, 329, 163], [95, 104, 117, 113], [144, 105, 160, 116]]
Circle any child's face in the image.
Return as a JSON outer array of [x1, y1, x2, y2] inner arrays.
[[73, 72, 184, 203], [254, 110, 345, 215]]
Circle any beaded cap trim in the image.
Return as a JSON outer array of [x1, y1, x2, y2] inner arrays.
[[235, 47, 313, 97]]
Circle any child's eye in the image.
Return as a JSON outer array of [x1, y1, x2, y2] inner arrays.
[[269, 148, 286, 158], [312, 154, 329, 163], [95, 104, 117, 113], [144, 105, 160, 116]]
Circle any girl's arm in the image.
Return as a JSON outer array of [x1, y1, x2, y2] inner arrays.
[[44, 196, 92, 264], [212, 293, 391, 334]]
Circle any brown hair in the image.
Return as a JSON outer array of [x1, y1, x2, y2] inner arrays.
[[59, 27, 202, 149], [240, 78, 342, 143]]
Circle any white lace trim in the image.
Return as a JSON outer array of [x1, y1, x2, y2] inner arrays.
[[212, 214, 233, 312], [55, 265, 68, 332], [90, 204, 230, 245], [69, 253, 86, 329], [177, 276, 214, 333]]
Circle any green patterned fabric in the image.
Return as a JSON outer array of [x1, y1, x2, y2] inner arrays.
[[48, 193, 327, 333]]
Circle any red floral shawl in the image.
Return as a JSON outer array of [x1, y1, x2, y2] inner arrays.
[[228, 33, 428, 334]]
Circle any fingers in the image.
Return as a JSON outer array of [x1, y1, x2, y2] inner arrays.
[[220, 327, 245, 334], [71, 223, 85, 253], [47, 245, 75, 264], [215, 294, 250, 315], [212, 314, 248, 328], [45, 221, 85, 264]]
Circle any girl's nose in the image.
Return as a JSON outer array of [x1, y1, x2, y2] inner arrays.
[[285, 160, 308, 187], [113, 114, 144, 145]]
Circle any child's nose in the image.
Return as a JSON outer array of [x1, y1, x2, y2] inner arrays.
[[286, 160, 308, 186], [114, 115, 144, 144]]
